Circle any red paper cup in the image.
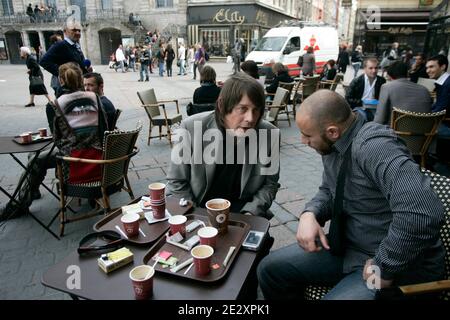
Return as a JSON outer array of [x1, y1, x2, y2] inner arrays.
[[191, 245, 214, 276], [151, 202, 166, 220], [120, 212, 140, 237], [38, 128, 47, 137], [149, 182, 166, 202], [198, 226, 218, 248], [129, 265, 154, 300], [168, 215, 187, 237], [20, 133, 32, 144]]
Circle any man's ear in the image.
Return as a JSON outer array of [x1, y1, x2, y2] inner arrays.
[[325, 125, 340, 141]]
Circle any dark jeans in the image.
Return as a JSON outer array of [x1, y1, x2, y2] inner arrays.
[[193, 62, 198, 79], [238, 234, 274, 300], [257, 243, 377, 300]]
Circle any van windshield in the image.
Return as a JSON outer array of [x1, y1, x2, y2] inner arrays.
[[254, 37, 287, 51]]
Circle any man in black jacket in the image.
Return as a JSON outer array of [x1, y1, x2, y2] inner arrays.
[[345, 58, 385, 120], [40, 20, 90, 86]]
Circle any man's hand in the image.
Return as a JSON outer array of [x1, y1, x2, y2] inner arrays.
[[363, 259, 393, 289], [297, 212, 330, 252]]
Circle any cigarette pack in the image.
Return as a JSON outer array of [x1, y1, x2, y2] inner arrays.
[[98, 247, 134, 274]]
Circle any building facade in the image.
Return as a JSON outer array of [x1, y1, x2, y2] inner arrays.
[[187, 1, 297, 58], [0, 0, 189, 64], [0, 0, 346, 64], [353, 0, 441, 57]]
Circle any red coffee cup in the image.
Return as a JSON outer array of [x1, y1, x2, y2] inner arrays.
[[20, 133, 32, 144], [191, 245, 214, 276], [129, 265, 154, 300], [151, 202, 166, 220], [198, 226, 218, 248], [120, 212, 140, 237], [168, 215, 187, 237], [149, 182, 166, 202], [38, 128, 47, 137]]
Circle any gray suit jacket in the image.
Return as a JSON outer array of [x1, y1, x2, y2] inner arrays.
[[167, 112, 280, 219], [374, 78, 432, 125]]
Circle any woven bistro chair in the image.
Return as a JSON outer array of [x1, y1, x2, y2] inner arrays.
[[137, 88, 182, 147], [304, 169, 450, 300], [53, 126, 141, 236], [390, 108, 446, 167], [265, 87, 290, 127], [278, 81, 296, 121]]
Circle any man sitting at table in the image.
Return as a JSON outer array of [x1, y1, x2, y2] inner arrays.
[[345, 58, 386, 121], [167, 73, 280, 298], [374, 61, 432, 125], [0, 63, 111, 221], [168, 72, 280, 218], [257, 90, 445, 300]]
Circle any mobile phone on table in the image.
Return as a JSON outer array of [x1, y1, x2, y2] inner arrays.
[[242, 230, 265, 251]]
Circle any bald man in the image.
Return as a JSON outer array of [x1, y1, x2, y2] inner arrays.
[[257, 90, 445, 300]]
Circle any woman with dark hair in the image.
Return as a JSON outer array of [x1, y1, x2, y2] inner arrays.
[[193, 65, 221, 104], [265, 62, 293, 94], [321, 59, 337, 81], [240, 60, 259, 79], [20, 46, 52, 107], [164, 43, 175, 77]]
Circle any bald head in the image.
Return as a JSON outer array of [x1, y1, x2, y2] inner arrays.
[[296, 90, 354, 155], [298, 90, 352, 128]]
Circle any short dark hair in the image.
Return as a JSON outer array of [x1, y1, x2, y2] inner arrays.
[[387, 61, 408, 79], [240, 60, 259, 79], [199, 65, 216, 83], [327, 59, 336, 68], [363, 57, 378, 68], [215, 73, 265, 129], [428, 54, 449, 69], [83, 72, 104, 86]]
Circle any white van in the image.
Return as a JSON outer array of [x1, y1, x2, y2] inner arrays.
[[246, 24, 339, 76]]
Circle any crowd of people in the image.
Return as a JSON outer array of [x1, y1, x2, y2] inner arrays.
[[26, 3, 58, 23]]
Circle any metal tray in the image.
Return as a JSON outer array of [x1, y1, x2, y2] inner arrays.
[[93, 196, 193, 245], [13, 133, 53, 145], [142, 214, 250, 282]]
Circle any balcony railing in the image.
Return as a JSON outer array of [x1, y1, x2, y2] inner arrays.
[[0, 9, 127, 26], [0, 11, 69, 25]]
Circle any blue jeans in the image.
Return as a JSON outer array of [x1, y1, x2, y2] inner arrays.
[[140, 62, 149, 81], [257, 243, 377, 300], [178, 59, 186, 75], [158, 62, 164, 76]]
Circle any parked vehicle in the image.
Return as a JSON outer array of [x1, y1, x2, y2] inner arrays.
[[246, 23, 339, 76]]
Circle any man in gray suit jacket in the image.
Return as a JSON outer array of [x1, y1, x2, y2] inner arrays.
[[167, 73, 280, 219], [374, 61, 432, 125]]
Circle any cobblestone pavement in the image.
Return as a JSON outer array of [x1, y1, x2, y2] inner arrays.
[[0, 62, 326, 299]]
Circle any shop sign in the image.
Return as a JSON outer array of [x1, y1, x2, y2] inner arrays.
[[212, 9, 245, 25], [387, 27, 414, 34]]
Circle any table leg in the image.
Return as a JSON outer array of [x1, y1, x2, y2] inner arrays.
[[7, 151, 61, 240]]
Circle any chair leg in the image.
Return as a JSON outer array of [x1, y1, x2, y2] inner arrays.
[[159, 126, 162, 140], [286, 107, 291, 126], [148, 122, 152, 145], [59, 195, 66, 237], [101, 187, 111, 213], [167, 126, 173, 147], [124, 175, 134, 199]]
